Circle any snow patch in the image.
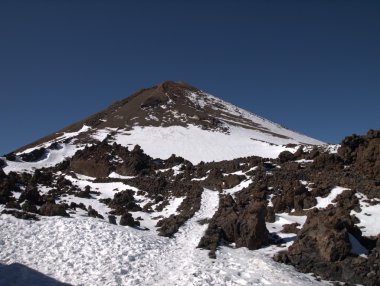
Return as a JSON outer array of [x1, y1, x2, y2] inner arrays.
[[351, 193, 380, 236], [314, 186, 349, 209]]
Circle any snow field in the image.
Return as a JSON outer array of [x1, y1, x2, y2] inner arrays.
[[112, 124, 302, 165], [0, 190, 326, 286]]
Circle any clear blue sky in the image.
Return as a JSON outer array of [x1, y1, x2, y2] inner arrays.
[[1, 0, 379, 155]]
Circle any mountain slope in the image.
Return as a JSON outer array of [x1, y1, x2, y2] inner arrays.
[[7, 81, 324, 169], [3, 82, 379, 286]]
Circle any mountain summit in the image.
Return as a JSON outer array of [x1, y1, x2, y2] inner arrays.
[[12, 81, 324, 165]]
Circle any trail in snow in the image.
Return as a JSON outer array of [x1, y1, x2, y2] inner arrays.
[[0, 190, 326, 286]]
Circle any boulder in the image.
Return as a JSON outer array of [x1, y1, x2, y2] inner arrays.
[[119, 212, 139, 227], [39, 203, 69, 217], [278, 150, 296, 163], [288, 207, 353, 264]]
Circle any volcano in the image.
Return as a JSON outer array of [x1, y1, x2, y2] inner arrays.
[[1, 81, 379, 286], [6, 80, 324, 170]]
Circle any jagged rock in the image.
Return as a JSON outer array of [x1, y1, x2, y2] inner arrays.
[[288, 207, 354, 263], [157, 188, 203, 237], [18, 186, 43, 206], [31, 169, 53, 186], [338, 130, 380, 179], [271, 183, 314, 213], [281, 206, 380, 284], [108, 190, 141, 215], [265, 206, 276, 223], [199, 195, 268, 257]]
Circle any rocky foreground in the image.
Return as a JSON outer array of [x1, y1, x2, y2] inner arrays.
[[1, 130, 379, 285]]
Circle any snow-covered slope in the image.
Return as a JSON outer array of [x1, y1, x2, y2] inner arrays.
[[0, 191, 325, 286]]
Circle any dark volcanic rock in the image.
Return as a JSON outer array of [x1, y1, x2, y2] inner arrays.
[[19, 187, 43, 206], [278, 150, 296, 163], [20, 148, 47, 162], [338, 130, 380, 178], [0, 158, 6, 169], [157, 186, 203, 237], [311, 153, 344, 171], [222, 174, 246, 189], [1, 209, 39, 220], [5, 200, 21, 209], [108, 215, 117, 225], [140, 93, 169, 108], [5, 152, 17, 161], [265, 206, 276, 223], [87, 206, 104, 219], [280, 206, 380, 285], [21, 201, 38, 213], [288, 207, 353, 264], [69, 142, 153, 177], [108, 190, 141, 215], [0, 184, 12, 204], [39, 203, 69, 217], [281, 223, 300, 234], [199, 195, 268, 258], [119, 212, 140, 227]]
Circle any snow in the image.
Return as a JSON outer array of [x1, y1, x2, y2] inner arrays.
[[295, 159, 314, 164], [351, 193, 380, 236], [0, 190, 325, 286], [3, 143, 85, 174], [158, 197, 184, 218], [314, 186, 349, 209], [224, 179, 253, 196], [187, 92, 325, 146], [59, 174, 139, 219], [112, 124, 312, 165], [325, 145, 340, 154], [191, 176, 208, 181], [18, 125, 91, 155], [131, 196, 185, 230], [266, 213, 307, 249], [109, 172, 135, 180], [91, 127, 119, 142]]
